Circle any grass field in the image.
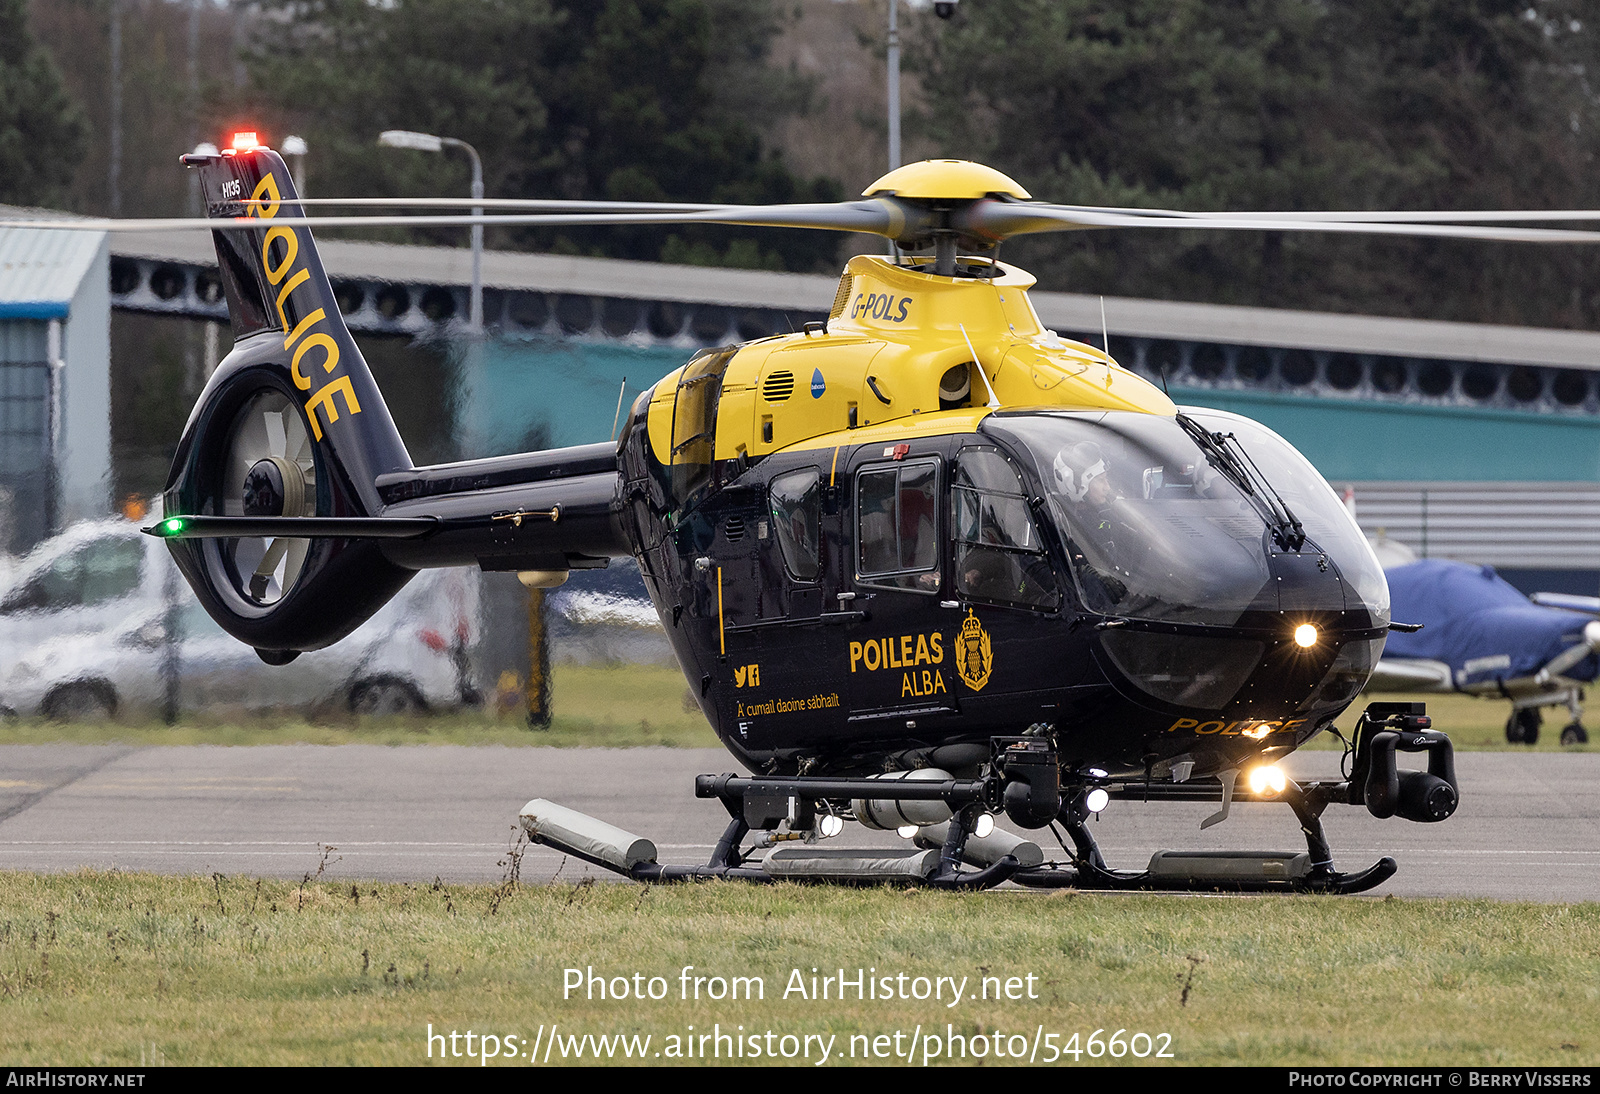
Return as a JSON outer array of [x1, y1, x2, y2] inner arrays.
[[0, 675, 1592, 1067], [0, 870, 1595, 1067], [0, 663, 721, 749], [0, 668, 1587, 754]]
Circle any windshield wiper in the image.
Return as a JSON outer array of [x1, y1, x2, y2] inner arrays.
[[1176, 413, 1306, 552]]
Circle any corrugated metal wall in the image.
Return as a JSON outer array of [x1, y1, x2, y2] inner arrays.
[[1348, 481, 1600, 569], [0, 320, 51, 554], [0, 320, 47, 364]]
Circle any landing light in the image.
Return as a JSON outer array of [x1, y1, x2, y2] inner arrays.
[[897, 824, 918, 839], [1247, 765, 1288, 797], [1084, 788, 1110, 814], [973, 813, 995, 838], [1294, 623, 1319, 648], [818, 814, 844, 839]]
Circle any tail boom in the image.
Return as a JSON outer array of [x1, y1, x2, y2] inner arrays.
[[162, 144, 629, 655]]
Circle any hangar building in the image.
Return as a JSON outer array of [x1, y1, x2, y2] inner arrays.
[[0, 219, 111, 555]]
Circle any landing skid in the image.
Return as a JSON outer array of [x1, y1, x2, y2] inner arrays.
[[519, 704, 1454, 895], [1012, 859, 1398, 895], [519, 784, 1397, 894], [1009, 800, 1399, 895], [997, 770, 1400, 894]]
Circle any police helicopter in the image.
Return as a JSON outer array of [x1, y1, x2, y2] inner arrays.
[[32, 135, 1597, 893]]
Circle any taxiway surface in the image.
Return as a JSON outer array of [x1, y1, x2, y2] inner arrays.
[[0, 745, 1594, 900]]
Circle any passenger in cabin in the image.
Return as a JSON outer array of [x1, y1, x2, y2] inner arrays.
[[857, 464, 941, 591], [959, 547, 1023, 601]]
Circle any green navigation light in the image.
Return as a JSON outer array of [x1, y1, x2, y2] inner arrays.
[[161, 518, 187, 537]]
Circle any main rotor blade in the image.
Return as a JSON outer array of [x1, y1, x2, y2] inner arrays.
[[957, 200, 1600, 245], [1040, 203, 1600, 225], [0, 199, 917, 238], [12, 197, 1600, 246], [241, 197, 723, 212]]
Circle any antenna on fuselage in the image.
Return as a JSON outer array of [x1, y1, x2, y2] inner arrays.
[[959, 323, 1001, 409], [610, 377, 627, 441]]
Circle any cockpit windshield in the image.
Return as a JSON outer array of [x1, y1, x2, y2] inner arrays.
[[983, 410, 1390, 628]]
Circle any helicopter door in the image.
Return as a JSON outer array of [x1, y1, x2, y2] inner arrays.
[[713, 469, 844, 750], [946, 442, 1083, 722], [950, 445, 1062, 612], [845, 456, 952, 726], [766, 467, 824, 621]]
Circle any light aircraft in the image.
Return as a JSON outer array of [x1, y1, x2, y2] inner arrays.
[[36, 134, 1600, 891], [1368, 558, 1599, 746]]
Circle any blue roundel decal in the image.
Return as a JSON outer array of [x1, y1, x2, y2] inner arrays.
[[811, 368, 826, 398]]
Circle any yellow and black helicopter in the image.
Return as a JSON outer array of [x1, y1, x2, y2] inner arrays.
[[31, 135, 1583, 892]]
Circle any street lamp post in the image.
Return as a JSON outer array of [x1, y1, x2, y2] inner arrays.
[[281, 135, 308, 198], [378, 129, 484, 332], [887, 0, 901, 172]]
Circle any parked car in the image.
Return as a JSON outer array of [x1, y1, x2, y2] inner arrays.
[[0, 518, 158, 661], [0, 520, 480, 720]]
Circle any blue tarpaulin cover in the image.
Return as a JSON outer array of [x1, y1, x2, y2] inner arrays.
[[1385, 559, 1599, 684]]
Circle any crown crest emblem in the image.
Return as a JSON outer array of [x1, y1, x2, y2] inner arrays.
[[955, 609, 993, 692]]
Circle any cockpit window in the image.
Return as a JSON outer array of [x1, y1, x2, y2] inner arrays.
[[856, 459, 940, 592], [1183, 409, 1389, 623], [951, 447, 1059, 609], [983, 411, 1389, 627], [991, 415, 1269, 624]]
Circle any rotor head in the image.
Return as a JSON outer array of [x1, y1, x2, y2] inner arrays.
[[865, 160, 1030, 202]]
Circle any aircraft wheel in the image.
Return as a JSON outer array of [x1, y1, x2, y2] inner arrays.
[[41, 681, 118, 723], [1561, 722, 1589, 746], [348, 676, 427, 716], [1506, 708, 1541, 745]]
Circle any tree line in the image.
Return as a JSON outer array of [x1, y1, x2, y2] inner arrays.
[[911, 0, 1600, 327], [7, 0, 1600, 324]]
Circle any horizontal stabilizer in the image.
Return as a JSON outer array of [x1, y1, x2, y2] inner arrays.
[[147, 515, 437, 540]]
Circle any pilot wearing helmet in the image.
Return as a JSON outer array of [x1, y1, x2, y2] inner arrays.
[[1052, 441, 1129, 606], [1054, 442, 1113, 507]]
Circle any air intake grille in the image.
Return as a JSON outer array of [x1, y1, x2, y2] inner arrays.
[[725, 516, 747, 542], [830, 273, 854, 320], [762, 370, 796, 401]]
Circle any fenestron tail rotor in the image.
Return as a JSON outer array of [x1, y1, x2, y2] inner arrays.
[[220, 391, 317, 605], [154, 143, 420, 657]]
